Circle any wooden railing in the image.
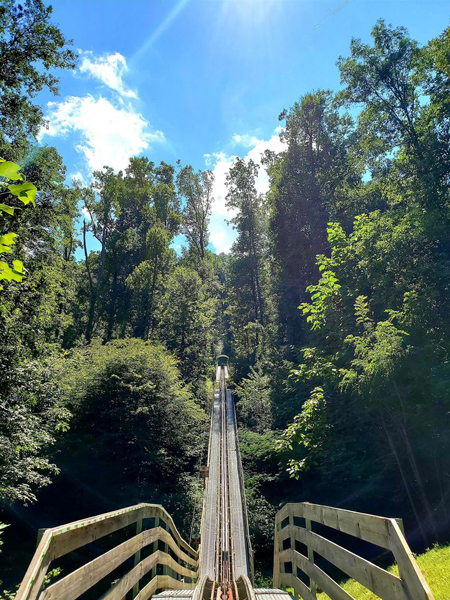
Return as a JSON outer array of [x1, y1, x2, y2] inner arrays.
[[16, 503, 198, 600], [273, 503, 435, 600]]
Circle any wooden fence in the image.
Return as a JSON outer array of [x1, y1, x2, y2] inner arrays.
[[16, 503, 198, 600], [273, 503, 435, 600]]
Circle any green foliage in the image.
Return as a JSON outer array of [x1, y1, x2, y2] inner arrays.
[[0, 159, 36, 289], [0, 358, 70, 504], [276, 387, 329, 477], [235, 365, 272, 433], [59, 338, 207, 504], [0, 0, 76, 160], [177, 164, 213, 262]]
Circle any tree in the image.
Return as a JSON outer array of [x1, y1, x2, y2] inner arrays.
[[82, 158, 182, 341], [58, 339, 206, 507], [0, 0, 76, 160], [227, 158, 266, 325], [225, 158, 270, 375], [177, 165, 214, 263], [264, 91, 358, 346], [158, 265, 217, 403], [235, 366, 272, 433], [338, 20, 425, 163], [0, 358, 70, 504]]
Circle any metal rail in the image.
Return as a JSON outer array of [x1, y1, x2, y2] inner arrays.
[[199, 366, 253, 600]]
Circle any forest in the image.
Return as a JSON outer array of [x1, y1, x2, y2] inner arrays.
[[1, 0, 450, 593]]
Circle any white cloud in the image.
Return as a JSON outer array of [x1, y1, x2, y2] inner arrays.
[[207, 129, 286, 254], [79, 51, 137, 99], [232, 133, 261, 148], [39, 95, 164, 173]]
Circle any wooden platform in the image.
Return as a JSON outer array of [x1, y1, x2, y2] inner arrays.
[[153, 588, 293, 600], [254, 589, 294, 600], [153, 591, 194, 600]]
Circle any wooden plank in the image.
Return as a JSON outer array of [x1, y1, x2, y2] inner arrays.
[[305, 519, 317, 598], [47, 503, 196, 562], [133, 519, 143, 597], [284, 549, 356, 600], [237, 574, 257, 600], [41, 528, 160, 600], [286, 527, 406, 600], [99, 550, 160, 600], [41, 527, 196, 600], [283, 503, 393, 550], [152, 506, 198, 559], [387, 519, 435, 600], [275, 505, 291, 531], [134, 576, 159, 600], [159, 529, 198, 567], [160, 550, 197, 578], [273, 518, 281, 588], [279, 572, 315, 600], [136, 576, 196, 600], [49, 504, 148, 560], [15, 530, 53, 600], [98, 549, 197, 600]]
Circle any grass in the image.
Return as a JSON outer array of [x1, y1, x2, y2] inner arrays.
[[313, 544, 450, 600]]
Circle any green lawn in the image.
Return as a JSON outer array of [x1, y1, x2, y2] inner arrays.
[[314, 545, 450, 600]]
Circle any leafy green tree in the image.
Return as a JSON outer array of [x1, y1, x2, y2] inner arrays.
[[227, 158, 266, 328], [177, 164, 214, 263], [0, 357, 70, 504], [58, 338, 207, 509], [0, 0, 76, 160], [338, 20, 426, 163], [127, 225, 174, 338], [82, 158, 182, 341], [158, 265, 217, 403], [0, 152, 79, 506], [235, 366, 272, 433], [264, 91, 358, 346]]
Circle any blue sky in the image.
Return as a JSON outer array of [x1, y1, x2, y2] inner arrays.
[[37, 0, 450, 253]]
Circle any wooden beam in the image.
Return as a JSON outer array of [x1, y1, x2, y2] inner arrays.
[[277, 503, 398, 550], [49, 504, 148, 560], [99, 550, 161, 600], [135, 576, 195, 600], [279, 572, 315, 600], [284, 548, 356, 600], [40, 529, 160, 600], [133, 519, 143, 598], [282, 527, 406, 600], [387, 519, 435, 600], [304, 519, 317, 598], [15, 530, 53, 600]]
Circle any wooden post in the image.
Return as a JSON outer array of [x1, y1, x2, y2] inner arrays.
[[388, 519, 435, 600], [273, 516, 280, 588], [36, 528, 46, 548], [132, 519, 143, 598], [163, 538, 170, 577], [151, 516, 160, 580], [305, 519, 317, 598]]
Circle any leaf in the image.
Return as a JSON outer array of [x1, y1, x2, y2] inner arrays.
[[13, 260, 24, 273], [0, 232, 17, 246], [0, 232, 17, 254], [0, 203, 14, 215], [8, 182, 37, 206], [0, 160, 23, 181], [0, 261, 24, 282]]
